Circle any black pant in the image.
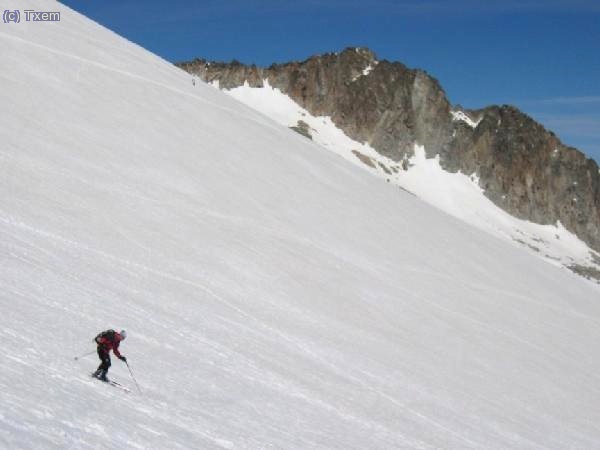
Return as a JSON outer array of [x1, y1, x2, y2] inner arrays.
[[97, 346, 111, 373]]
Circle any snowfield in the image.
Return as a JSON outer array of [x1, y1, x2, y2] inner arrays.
[[1, 1, 600, 449]]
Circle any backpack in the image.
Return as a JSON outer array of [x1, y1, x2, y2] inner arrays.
[[94, 329, 116, 344]]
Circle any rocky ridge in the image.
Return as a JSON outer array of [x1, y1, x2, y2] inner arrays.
[[177, 48, 600, 255]]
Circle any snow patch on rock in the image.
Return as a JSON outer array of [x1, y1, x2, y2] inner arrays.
[[451, 110, 482, 129]]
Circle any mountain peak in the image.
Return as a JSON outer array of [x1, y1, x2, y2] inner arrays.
[[340, 46, 378, 60], [179, 51, 600, 257]]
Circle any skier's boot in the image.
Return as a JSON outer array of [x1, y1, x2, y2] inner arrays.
[[92, 368, 102, 379], [98, 369, 108, 382]]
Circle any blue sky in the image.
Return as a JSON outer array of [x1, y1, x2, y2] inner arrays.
[[62, 0, 600, 163]]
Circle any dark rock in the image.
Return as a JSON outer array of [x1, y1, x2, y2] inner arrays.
[[351, 150, 376, 169], [569, 265, 600, 283], [290, 120, 312, 140]]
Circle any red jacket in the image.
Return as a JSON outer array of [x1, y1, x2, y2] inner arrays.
[[96, 332, 123, 358]]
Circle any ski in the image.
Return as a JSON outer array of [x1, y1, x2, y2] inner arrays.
[[106, 380, 131, 393], [90, 373, 131, 393]]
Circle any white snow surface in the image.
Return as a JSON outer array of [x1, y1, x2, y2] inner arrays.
[[362, 64, 375, 76], [1, 1, 600, 449], [225, 82, 600, 271], [451, 110, 482, 129], [351, 62, 377, 81]]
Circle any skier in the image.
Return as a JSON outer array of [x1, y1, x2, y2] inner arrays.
[[92, 329, 127, 381]]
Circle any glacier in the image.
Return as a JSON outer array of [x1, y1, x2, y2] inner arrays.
[[223, 80, 600, 273]]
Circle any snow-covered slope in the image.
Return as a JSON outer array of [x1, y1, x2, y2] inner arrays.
[[223, 81, 600, 274], [1, 1, 600, 449]]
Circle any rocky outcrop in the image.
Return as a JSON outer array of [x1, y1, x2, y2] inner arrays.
[[177, 48, 600, 252], [290, 120, 312, 140], [447, 105, 600, 247]]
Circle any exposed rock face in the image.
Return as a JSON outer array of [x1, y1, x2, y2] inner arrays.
[[177, 48, 600, 252], [447, 105, 600, 246]]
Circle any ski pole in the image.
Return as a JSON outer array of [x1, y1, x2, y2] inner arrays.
[[74, 350, 96, 361], [126, 361, 142, 394]]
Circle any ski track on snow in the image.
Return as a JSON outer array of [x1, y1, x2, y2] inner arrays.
[[0, 212, 481, 446]]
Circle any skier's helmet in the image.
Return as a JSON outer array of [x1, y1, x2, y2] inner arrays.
[[120, 329, 127, 340]]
